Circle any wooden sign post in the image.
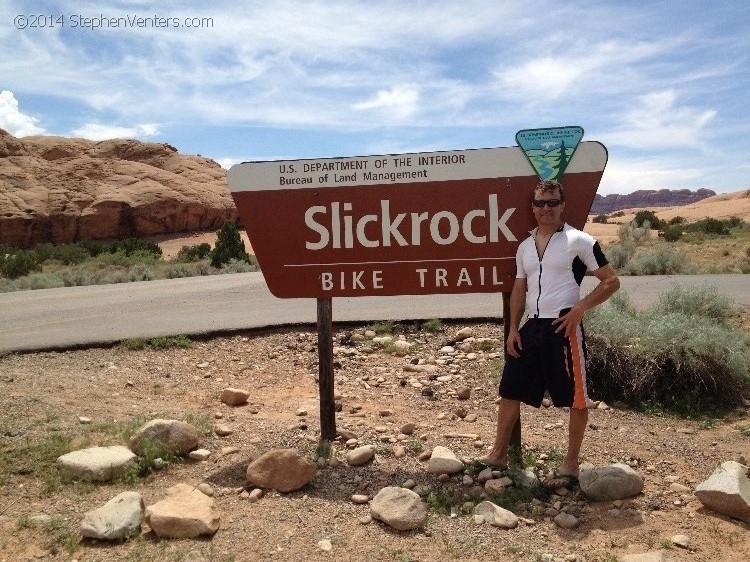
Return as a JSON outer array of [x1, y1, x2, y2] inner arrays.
[[227, 142, 607, 443]]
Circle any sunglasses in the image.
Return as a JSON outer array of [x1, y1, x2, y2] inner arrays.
[[532, 199, 563, 208]]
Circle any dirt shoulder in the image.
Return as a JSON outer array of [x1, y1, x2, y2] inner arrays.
[[0, 322, 748, 561]]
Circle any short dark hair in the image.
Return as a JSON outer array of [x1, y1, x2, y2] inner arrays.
[[535, 179, 564, 201]]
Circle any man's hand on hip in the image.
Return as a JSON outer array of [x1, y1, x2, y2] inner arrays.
[[552, 304, 585, 338], [506, 328, 523, 358]]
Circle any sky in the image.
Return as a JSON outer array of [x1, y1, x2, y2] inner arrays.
[[1, 1, 749, 195]]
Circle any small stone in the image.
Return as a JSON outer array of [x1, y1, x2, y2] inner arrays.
[[214, 424, 233, 436], [352, 494, 370, 504], [554, 512, 579, 529], [456, 386, 471, 400], [464, 414, 478, 423], [248, 489, 263, 503], [400, 422, 416, 435], [671, 534, 690, 548], [188, 449, 211, 461], [78, 416, 92, 424], [317, 539, 332, 552]]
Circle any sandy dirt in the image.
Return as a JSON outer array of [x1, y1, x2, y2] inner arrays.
[[0, 322, 748, 562]]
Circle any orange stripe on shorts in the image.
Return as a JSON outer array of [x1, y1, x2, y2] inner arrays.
[[568, 325, 589, 409]]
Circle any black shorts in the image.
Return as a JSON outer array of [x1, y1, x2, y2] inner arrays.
[[499, 311, 592, 409]]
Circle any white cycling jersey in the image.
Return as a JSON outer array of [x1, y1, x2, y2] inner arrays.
[[515, 223, 608, 318]]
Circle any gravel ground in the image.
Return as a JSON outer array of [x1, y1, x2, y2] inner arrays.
[[0, 321, 748, 562]]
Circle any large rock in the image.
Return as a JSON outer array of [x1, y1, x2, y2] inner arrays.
[[145, 483, 220, 538], [426, 446, 464, 475], [346, 445, 376, 466], [590, 188, 716, 214], [246, 449, 316, 492], [0, 128, 239, 248], [128, 419, 200, 457], [220, 388, 250, 406], [56, 445, 136, 482], [474, 501, 518, 528], [694, 461, 750, 523], [81, 491, 144, 539], [579, 463, 644, 501], [370, 487, 427, 531]]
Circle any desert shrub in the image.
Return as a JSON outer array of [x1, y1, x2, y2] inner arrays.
[[686, 217, 729, 236], [165, 263, 196, 278], [652, 283, 733, 324], [128, 264, 155, 282], [605, 240, 636, 270], [592, 214, 608, 224], [586, 287, 750, 414], [634, 210, 663, 229], [423, 318, 442, 333], [176, 243, 212, 262], [33, 243, 90, 265], [621, 244, 691, 275], [668, 216, 685, 225], [611, 211, 625, 218], [220, 257, 258, 273], [210, 221, 251, 268], [660, 224, 683, 242], [0, 248, 41, 279], [108, 238, 163, 257]]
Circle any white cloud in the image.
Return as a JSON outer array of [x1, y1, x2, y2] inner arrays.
[[69, 123, 160, 141], [216, 157, 243, 169], [599, 155, 707, 195], [603, 91, 716, 150], [353, 86, 420, 120], [0, 90, 45, 136]]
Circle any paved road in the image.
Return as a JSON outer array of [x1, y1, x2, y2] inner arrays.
[[0, 274, 747, 355]]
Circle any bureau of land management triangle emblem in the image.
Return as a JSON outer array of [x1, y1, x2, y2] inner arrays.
[[516, 126, 584, 181]]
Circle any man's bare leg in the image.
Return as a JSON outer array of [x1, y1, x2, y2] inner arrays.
[[546, 407, 588, 487], [483, 398, 520, 467]]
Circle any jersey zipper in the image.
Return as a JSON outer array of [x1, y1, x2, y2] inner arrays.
[[534, 231, 557, 317]]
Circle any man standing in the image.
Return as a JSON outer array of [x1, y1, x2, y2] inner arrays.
[[484, 179, 620, 488]]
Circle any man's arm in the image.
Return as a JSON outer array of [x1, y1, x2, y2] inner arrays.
[[553, 264, 620, 337], [506, 277, 527, 358]]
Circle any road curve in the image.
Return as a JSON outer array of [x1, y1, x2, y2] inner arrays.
[[0, 273, 747, 355]]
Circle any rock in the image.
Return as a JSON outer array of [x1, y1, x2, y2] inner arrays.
[[591, 188, 716, 215], [553, 512, 579, 529], [214, 424, 233, 436], [485, 477, 512, 493], [81, 491, 144, 539], [474, 501, 518, 528], [579, 463, 644, 501], [403, 364, 438, 373], [220, 388, 250, 406], [351, 494, 370, 504], [246, 449, 316, 492], [248, 489, 263, 503], [394, 445, 406, 458], [145, 483, 220, 538], [400, 422, 416, 435], [317, 539, 333, 552], [393, 340, 411, 352], [427, 446, 464, 475], [346, 445, 376, 466], [456, 386, 471, 400], [188, 449, 211, 461], [518, 467, 540, 488], [455, 327, 474, 341], [128, 419, 200, 456], [694, 461, 750, 523], [477, 468, 494, 483], [0, 130, 239, 248], [370, 487, 427, 531], [670, 534, 690, 548], [57, 446, 136, 482], [197, 483, 214, 496]]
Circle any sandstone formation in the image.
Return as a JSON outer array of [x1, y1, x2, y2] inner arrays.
[[591, 188, 715, 215], [0, 128, 238, 248]]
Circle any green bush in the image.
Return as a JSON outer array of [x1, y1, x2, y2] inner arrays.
[[622, 244, 691, 275], [210, 221, 251, 268], [220, 257, 258, 273], [686, 217, 729, 235], [633, 210, 662, 230], [660, 224, 683, 242], [108, 238, 163, 257], [592, 214, 608, 224], [668, 216, 685, 225], [0, 249, 41, 279], [176, 243, 212, 262], [605, 240, 636, 270], [586, 286, 750, 414], [652, 283, 733, 324]]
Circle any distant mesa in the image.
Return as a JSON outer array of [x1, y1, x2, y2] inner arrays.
[[590, 188, 716, 215], [0, 128, 239, 248]]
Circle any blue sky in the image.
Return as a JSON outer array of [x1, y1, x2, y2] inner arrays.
[[1, 1, 748, 195]]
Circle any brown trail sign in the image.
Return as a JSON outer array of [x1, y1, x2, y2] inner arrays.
[[227, 142, 608, 440]]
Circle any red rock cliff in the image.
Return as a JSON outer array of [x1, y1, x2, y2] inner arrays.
[[0, 129, 239, 248]]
